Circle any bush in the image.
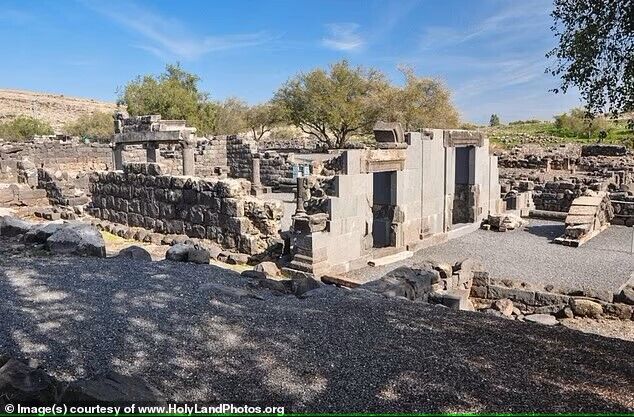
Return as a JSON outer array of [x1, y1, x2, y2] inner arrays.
[[0, 116, 54, 141], [554, 108, 611, 138], [64, 111, 114, 142]]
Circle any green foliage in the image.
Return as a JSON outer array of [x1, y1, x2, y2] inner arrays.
[[213, 97, 248, 135], [547, 0, 633, 117], [64, 111, 114, 142], [119, 63, 216, 135], [245, 102, 285, 140], [274, 61, 460, 148], [0, 116, 53, 141], [382, 66, 460, 130], [489, 114, 501, 127], [508, 119, 542, 125], [553, 108, 611, 138], [274, 60, 388, 148]]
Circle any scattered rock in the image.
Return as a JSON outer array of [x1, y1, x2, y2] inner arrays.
[[0, 216, 33, 237], [227, 253, 250, 265], [254, 261, 281, 277], [524, 314, 559, 326], [617, 285, 634, 305], [23, 221, 66, 244], [603, 303, 633, 320], [46, 223, 106, 258], [0, 358, 58, 405], [493, 298, 514, 316], [117, 246, 152, 262], [165, 243, 210, 264], [61, 372, 163, 405], [571, 298, 603, 318]]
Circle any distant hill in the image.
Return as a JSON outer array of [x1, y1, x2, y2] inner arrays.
[[0, 88, 118, 133]]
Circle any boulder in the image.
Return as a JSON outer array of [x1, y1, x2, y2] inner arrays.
[[570, 298, 603, 318], [46, 223, 106, 258], [362, 266, 440, 301], [253, 261, 281, 277], [0, 216, 33, 237], [291, 275, 323, 296], [23, 222, 66, 244], [117, 246, 152, 262], [493, 298, 514, 316], [60, 372, 163, 405], [227, 253, 250, 265], [165, 243, 190, 262], [524, 314, 559, 326], [0, 359, 58, 405], [165, 243, 210, 264]]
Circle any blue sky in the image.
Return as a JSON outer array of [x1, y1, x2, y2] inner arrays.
[[0, 0, 582, 124]]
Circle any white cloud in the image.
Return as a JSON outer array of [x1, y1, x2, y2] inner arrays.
[[321, 23, 364, 51], [83, 1, 275, 60]]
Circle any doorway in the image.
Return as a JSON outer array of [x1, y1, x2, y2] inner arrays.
[[453, 146, 477, 224], [372, 171, 397, 247]]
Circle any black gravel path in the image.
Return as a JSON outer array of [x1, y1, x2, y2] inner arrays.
[[0, 249, 633, 413]]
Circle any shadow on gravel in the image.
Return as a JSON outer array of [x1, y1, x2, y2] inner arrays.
[[525, 223, 564, 240], [0, 253, 633, 413]]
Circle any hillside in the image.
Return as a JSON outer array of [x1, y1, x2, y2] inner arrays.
[[0, 88, 118, 133]]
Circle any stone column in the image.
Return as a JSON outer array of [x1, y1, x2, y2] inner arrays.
[[112, 144, 124, 171], [146, 142, 158, 163], [252, 154, 262, 188], [295, 177, 306, 215], [182, 140, 195, 176]]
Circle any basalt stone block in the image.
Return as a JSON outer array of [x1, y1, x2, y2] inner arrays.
[[487, 285, 536, 305], [534, 291, 571, 306], [222, 198, 245, 217], [166, 220, 185, 234], [143, 217, 155, 230]]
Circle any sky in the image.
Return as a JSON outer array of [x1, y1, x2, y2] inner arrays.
[[0, 0, 583, 124]]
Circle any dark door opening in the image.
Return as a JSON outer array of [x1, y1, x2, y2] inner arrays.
[[453, 146, 477, 225], [372, 171, 396, 247]]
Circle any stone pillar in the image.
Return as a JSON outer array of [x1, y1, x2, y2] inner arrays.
[[182, 140, 195, 176], [252, 154, 262, 188], [112, 144, 124, 171], [295, 177, 307, 215], [146, 143, 158, 163]]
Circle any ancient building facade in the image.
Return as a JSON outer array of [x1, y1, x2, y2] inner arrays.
[[286, 127, 503, 278]]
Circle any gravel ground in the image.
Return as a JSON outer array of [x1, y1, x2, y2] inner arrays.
[[347, 219, 634, 292], [1, 242, 633, 412]]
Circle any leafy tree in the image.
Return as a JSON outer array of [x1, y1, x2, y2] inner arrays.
[[274, 60, 388, 148], [381, 66, 460, 130], [245, 102, 284, 141], [0, 116, 53, 141], [554, 107, 611, 138], [213, 97, 248, 135], [64, 111, 114, 142], [489, 114, 501, 127], [119, 63, 216, 135], [547, 0, 633, 120]]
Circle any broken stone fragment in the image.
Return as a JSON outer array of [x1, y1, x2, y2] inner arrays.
[[116, 245, 152, 262], [493, 298, 514, 316], [524, 314, 559, 326]]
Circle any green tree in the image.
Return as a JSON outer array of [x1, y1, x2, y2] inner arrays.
[[213, 97, 248, 135], [119, 63, 216, 135], [64, 111, 114, 142], [245, 102, 284, 141], [274, 60, 388, 148], [554, 108, 611, 138], [489, 114, 501, 127], [381, 67, 460, 130], [0, 116, 53, 141], [547, 0, 633, 119]]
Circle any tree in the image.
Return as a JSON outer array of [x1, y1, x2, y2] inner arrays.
[[547, 0, 633, 120], [64, 111, 114, 142], [489, 114, 501, 127], [381, 67, 460, 130], [0, 116, 53, 141], [119, 63, 216, 135], [274, 60, 388, 148], [245, 102, 284, 141], [213, 97, 248, 135], [554, 107, 611, 138]]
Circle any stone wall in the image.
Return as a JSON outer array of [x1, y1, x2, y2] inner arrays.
[[0, 141, 113, 173], [37, 169, 91, 207], [88, 163, 283, 255], [532, 180, 585, 212]]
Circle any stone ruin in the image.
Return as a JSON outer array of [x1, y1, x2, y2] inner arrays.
[[285, 126, 503, 278]]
